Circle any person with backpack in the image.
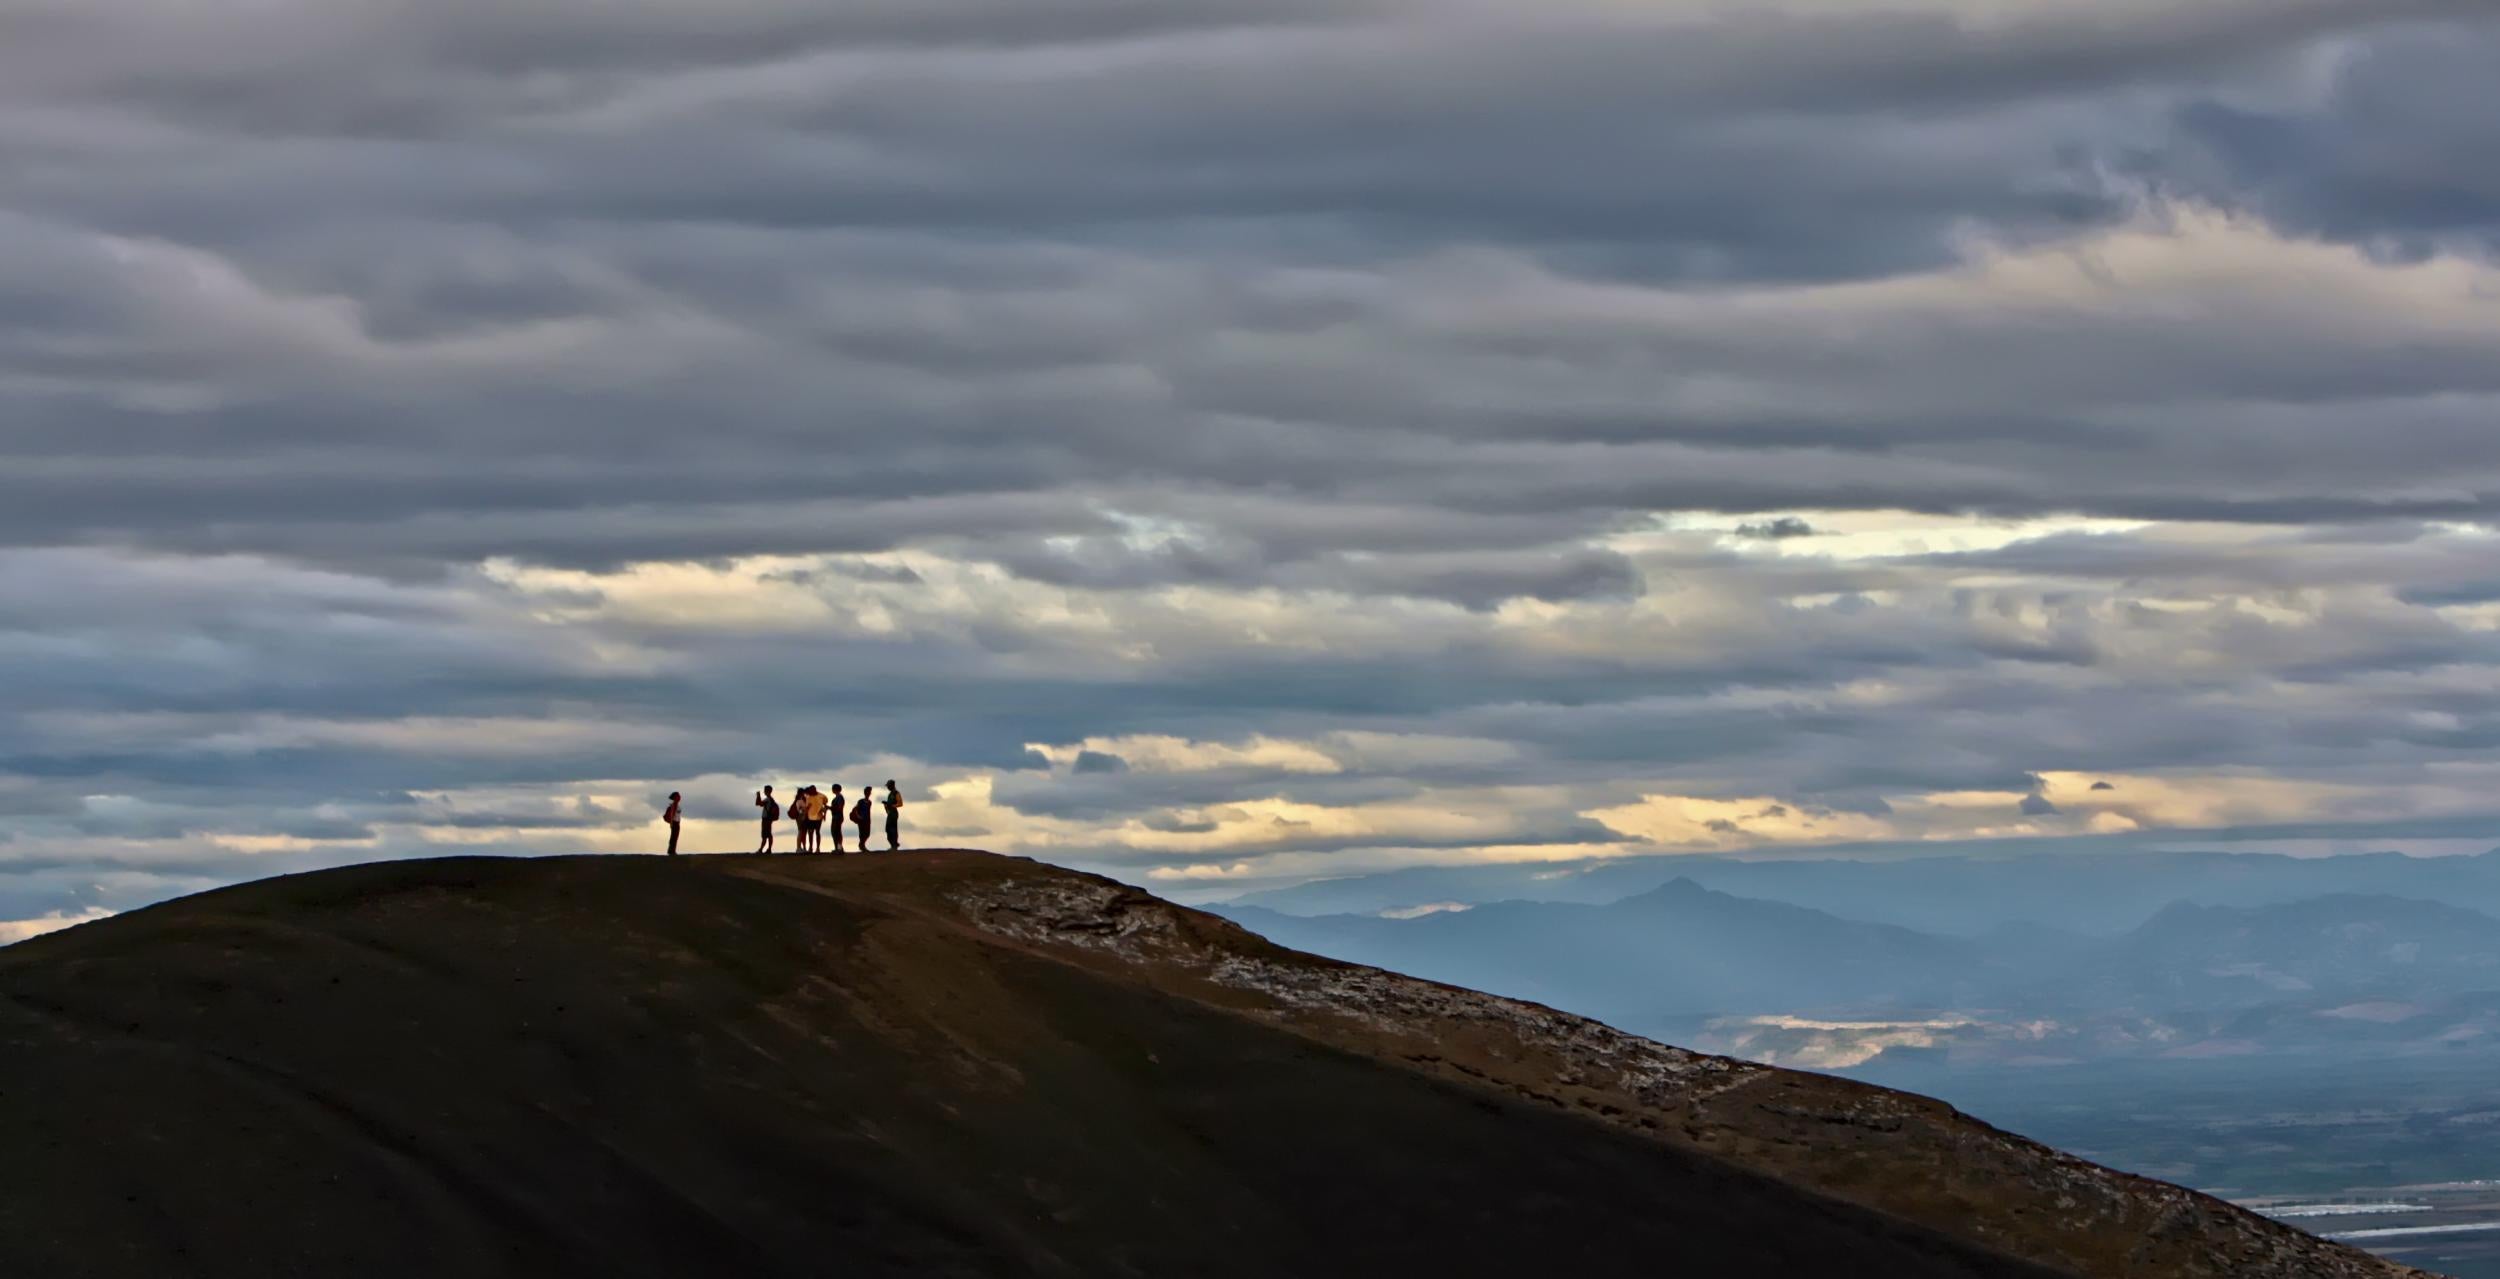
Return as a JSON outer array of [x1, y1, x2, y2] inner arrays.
[[755, 786, 780, 854], [850, 790, 873, 852], [883, 780, 904, 852], [826, 785, 847, 854], [662, 792, 682, 856]]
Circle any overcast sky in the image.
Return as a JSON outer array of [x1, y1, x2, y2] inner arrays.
[[5, 0, 2500, 936]]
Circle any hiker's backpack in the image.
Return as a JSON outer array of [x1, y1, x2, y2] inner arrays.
[[851, 798, 871, 823]]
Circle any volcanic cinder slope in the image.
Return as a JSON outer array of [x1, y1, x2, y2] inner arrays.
[[0, 852, 2423, 1278]]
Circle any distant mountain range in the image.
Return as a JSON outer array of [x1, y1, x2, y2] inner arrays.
[[1213, 881, 2500, 1069], [1215, 847, 2500, 936], [1222, 880, 1989, 1022]]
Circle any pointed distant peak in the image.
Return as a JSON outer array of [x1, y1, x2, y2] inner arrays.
[[1659, 875, 1710, 890], [1621, 875, 1717, 903]]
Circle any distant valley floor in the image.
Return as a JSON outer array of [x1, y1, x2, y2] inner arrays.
[[1850, 1053, 2500, 1278]]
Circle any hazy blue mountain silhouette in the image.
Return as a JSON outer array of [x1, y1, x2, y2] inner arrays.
[[2076, 894, 2500, 1008], [1217, 884, 2500, 1059], [1220, 848, 2500, 937], [1221, 878, 1994, 1022]]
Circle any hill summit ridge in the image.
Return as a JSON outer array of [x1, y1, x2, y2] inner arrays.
[[0, 851, 2422, 1278], [950, 868, 1758, 1096], [940, 860, 2412, 1278]]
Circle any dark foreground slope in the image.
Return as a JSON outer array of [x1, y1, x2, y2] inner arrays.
[[0, 853, 2416, 1279]]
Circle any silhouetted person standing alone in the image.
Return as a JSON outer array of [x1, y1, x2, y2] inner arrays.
[[883, 780, 904, 851], [662, 791, 682, 856], [755, 786, 780, 854], [850, 791, 873, 852]]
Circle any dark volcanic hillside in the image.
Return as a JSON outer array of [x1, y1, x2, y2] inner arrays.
[[0, 853, 2420, 1278]]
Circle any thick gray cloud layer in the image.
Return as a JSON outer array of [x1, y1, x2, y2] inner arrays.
[[4, 0, 2500, 927]]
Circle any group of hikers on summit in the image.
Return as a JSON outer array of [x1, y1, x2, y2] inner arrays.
[[651, 782, 906, 857]]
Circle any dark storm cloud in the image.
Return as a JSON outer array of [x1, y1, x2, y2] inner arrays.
[[982, 538, 1639, 608], [2168, 23, 2500, 247], [1735, 518, 1817, 542], [5, 3, 2499, 569]]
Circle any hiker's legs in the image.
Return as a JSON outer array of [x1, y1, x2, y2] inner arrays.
[[886, 812, 899, 851], [758, 820, 773, 854], [667, 823, 680, 856], [857, 818, 870, 849]]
